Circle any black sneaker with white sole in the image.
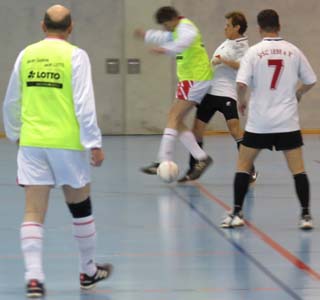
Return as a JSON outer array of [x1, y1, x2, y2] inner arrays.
[[140, 162, 159, 175], [26, 279, 45, 298], [184, 156, 213, 181], [80, 263, 113, 290], [299, 214, 313, 230], [177, 168, 194, 183]]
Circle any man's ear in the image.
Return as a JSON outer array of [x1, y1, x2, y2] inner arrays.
[[67, 22, 74, 34], [41, 21, 47, 33]]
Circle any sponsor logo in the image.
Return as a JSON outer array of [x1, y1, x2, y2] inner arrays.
[[28, 70, 60, 80], [26, 82, 63, 88]]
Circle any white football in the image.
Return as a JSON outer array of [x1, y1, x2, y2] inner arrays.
[[157, 161, 179, 183]]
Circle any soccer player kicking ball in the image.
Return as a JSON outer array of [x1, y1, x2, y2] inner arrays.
[[135, 6, 213, 181]]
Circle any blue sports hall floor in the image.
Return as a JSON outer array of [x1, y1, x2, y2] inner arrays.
[[1, 134, 320, 300]]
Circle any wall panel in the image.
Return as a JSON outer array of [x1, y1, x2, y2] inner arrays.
[[0, 1, 319, 135], [173, 0, 320, 131]]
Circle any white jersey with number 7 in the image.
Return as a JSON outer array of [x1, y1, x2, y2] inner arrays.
[[236, 37, 317, 133]]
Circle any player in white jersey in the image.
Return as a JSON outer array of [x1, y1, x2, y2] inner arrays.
[[178, 11, 256, 182], [221, 9, 317, 230]]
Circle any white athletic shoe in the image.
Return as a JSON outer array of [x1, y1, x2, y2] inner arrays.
[[299, 215, 313, 230], [220, 213, 245, 228]]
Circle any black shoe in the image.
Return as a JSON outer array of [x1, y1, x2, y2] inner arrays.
[[177, 168, 194, 183], [140, 162, 160, 175], [80, 263, 113, 290], [26, 279, 45, 298], [186, 156, 213, 180]]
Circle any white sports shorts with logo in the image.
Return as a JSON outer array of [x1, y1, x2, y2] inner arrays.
[[175, 80, 211, 104], [17, 147, 91, 188]]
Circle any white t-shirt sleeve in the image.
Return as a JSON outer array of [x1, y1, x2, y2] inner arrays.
[[145, 30, 172, 45], [3, 50, 24, 142], [236, 49, 253, 86], [72, 48, 102, 149], [298, 50, 317, 85], [145, 22, 197, 55], [161, 22, 197, 55]]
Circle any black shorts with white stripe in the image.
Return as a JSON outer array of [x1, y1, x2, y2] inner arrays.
[[196, 94, 239, 123]]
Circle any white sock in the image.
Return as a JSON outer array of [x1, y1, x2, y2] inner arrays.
[[157, 128, 178, 162], [179, 131, 207, 160], [20, 222, 44, 282], [72, 215, 97, 276]]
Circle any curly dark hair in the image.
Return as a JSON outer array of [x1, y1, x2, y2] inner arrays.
[[225, 11, 247, 35]]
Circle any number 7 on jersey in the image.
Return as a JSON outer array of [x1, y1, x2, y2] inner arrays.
[[268, 59, 284, 89]]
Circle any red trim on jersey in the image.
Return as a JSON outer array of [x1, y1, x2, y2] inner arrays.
[[176, 80, 194, 100]]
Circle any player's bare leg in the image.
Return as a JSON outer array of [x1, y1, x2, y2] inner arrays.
[[227, 118, 258, 183], [226, 118, 242, 141]]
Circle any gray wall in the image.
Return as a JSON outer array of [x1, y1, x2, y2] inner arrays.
[[173, 0, 320, 131], [0, 1, 319, 134]]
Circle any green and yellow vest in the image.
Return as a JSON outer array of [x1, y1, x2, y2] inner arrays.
[[173, 18, 213, 81], [20, 39, 83, 150]]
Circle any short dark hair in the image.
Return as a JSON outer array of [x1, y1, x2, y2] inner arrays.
[[44, 12, 72, 31], [155, 6, 179, 24], [257, 9, 280, 32], [225, 11, 247, 35]]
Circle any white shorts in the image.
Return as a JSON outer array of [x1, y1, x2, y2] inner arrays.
[[175, 80, 211, 104], [17, 147, 91, 188]]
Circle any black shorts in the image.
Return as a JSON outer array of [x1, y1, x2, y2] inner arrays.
[[242, 130, 304, 151], [196, 94, 239, 123]]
